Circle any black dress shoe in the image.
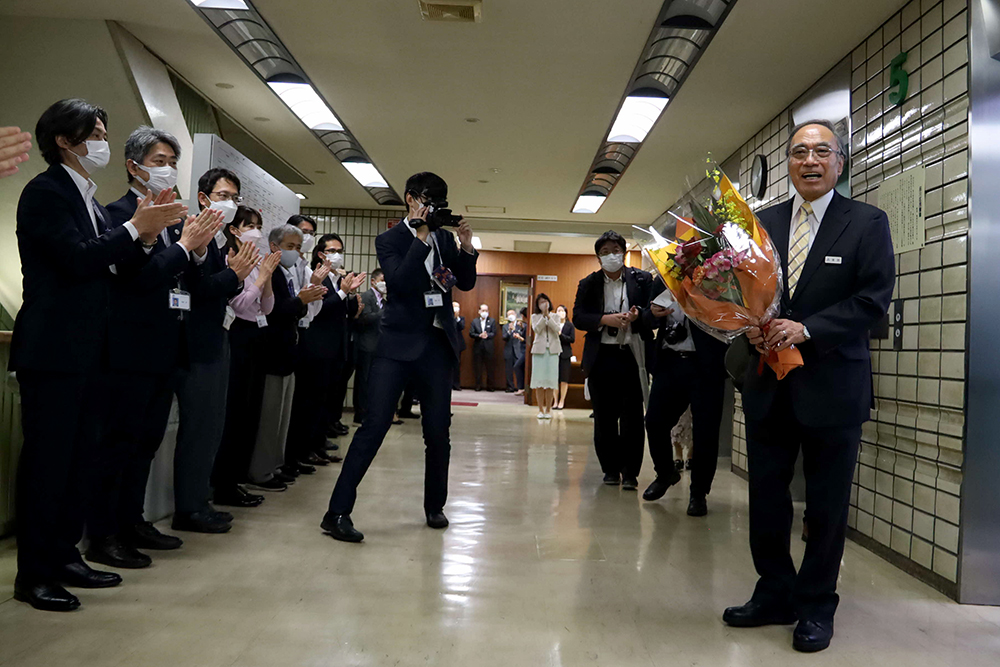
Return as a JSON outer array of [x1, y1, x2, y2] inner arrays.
[[320, 513, 364, 542], [279, 464, 301, 478], [621, 476, 638, 491], [793, 619, 833, 652], [294, 461, 317, 475], [303, 452, 330, 467], [210, 509, 234, 523], [314, 451, 343, 464], [14, 576, 80, 612], [214, 486, 265, 507], [245, 478, 288, 492], [642, 469, 682, 501], [333, 422, 350, 436], [58, 562, 122, 589], [723, 600, 797, 628], [121, 521, 183, 551], [172, 511, 233, 534], [273, 471, 296, 485], [687, 494, 708, 517], [326, 442, 340, 452], [603, 472, 621, 486], [426, 511, 449, 529], [85, 536, 152, 569]]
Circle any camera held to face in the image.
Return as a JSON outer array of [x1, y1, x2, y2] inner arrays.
[[422, 198, 463, 231]]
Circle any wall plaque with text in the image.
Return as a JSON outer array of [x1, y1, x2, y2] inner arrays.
[[878, 167, 926, 254]]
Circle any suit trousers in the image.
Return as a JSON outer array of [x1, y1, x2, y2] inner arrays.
[[588, 345, 645, 477], [354, 349, 376, 423], [328, 330, 454, 515], [16, 370, 107, 578], [472, 342, 494, 389], [249, 373, 295, 483], [453, 356, 462, 390], [330, 355, 353, 425], [172, 341, 230, 513], [88, 370, 174, 538], [745, 382, 861, 623], [504, 352, 517, 391], [514, 354, 525, 390], [645, 350, 727, 496], [212, 321, 266, 490], [286, 354, 339, 465]]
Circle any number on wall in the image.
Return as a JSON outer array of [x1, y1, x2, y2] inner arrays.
[[889, 52, 910, 107]]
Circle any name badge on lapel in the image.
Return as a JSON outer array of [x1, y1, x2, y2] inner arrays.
[[424, 291, 445, 309], [825, 256, 842, 265], [169, 289, 191, 311]]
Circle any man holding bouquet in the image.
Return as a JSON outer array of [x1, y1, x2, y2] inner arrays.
[[724, 120, 894, 653]]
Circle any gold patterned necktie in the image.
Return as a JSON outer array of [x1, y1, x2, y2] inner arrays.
[[787, 201, 814, 298]]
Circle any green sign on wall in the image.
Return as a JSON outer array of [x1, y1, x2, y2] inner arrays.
[[889, 52, 910, 106]]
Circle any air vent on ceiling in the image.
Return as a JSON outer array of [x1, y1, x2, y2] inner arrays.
[[514, 240, 552, 253], [466, 205, 505, 214], [419, 0, 482, 22]]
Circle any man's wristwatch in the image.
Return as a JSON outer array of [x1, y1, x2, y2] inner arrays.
[[802, 325, 812, 341]]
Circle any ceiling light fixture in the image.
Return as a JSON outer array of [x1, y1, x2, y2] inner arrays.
[[267, 82, 344, 132], [295, 192, 307, 200], [608, 95, 669, 143], [342, 161, 389, 188], [192, 0, 249, 10], [573, 195, 607, 214]]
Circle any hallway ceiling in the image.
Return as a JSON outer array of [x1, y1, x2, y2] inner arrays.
[[3, 0, 906, 230]]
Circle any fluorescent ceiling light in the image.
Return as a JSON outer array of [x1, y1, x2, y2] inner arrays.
[[295, 192, 307, 200], [472, 236, 483, 250], [607, 96, 669, 143], [342, 162, 389, 188], [190, 0, 250, 9], [267, 82, 344, 132], [573, 195, 606, 214]]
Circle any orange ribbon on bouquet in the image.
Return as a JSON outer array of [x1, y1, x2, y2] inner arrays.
[[757, 321, 804, 380]]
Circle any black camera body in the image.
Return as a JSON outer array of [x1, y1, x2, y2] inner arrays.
[[662, 321, 689, 346], [424, 200, 463, 230]]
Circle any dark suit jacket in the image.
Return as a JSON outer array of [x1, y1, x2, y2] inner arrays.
[[105, 189, 190, 374], [470, 317, 497, 349], [455, 316, 467, 353], [557, 321, 576, 359], [300, 274, 360, 364], [742, 192, 895, 427], [262, 268, 308, 376], [572, 267, 654, 377], [375, 221, 478, 363], [642, 278, 727, 376], [502, 320, 527, 360], [10, 164, 142, 373], [356, 288, 385, 354]]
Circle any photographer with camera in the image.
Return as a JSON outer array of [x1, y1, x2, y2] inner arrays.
[[641, 279, 728, 516], [322, 172, 478, 542]]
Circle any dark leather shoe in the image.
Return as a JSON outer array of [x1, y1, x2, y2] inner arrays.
[[325, 442, 340, 452], [687, 494, 708, 517], [273, 471, 296, 485], [793, 620, 833, 652], [334, 421, 350, 435], [214, 486, 265, 508], [85, 536, 152, 569], [321, 513, 364, 542], [642, 469, 682, 501], [245, 477, 288, 492], [172, 511, 233, 534], [294, 462, 317, 475], [210, 509, 234, 523], [723, 600, 797, 628], [121, 521, 183, 550], [14, 576, 80, 612], [603, 472, 621, 486], [621, 476, 638, 491], [58, 562, 122, 589], [426, 511, 449, 529], [303, 452, 330, 467]]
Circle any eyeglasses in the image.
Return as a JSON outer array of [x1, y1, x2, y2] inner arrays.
[[211, 191, 244, 204], [789, 145, 843, 162]]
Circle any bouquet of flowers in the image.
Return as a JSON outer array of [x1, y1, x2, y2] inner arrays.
[[636, 162, 803, 380]]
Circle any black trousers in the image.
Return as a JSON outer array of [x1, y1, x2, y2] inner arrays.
[[513, 354, 525, 390], [399, 380, 417, 414], [587, 345, 645, 477], [645, 350, 727, 496], [328, 331, 454, 515], [16, 370, 106, 578], [745, 383, 861, 623], [286, 354, 339, 465], [212, 320, 266, 490], [354, 349, 376, 423], [452, 355, 462, 390], [472, 342, 494, 389], [88, 370, 174, 538], [330, 353, 354, 425], [504, 351, 517, 390]]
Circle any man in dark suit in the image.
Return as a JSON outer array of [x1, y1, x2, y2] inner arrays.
[[10, 99, 186, 611], [452, 301, 466, 391], [322, 172, 478, 541], [469, 303, 497, 390], [641, 280, 728, 515], [573, 231, 653, 490], [501, 309, 526, 392], [723, 120, 894, 653], [354, 269, 386, 423]]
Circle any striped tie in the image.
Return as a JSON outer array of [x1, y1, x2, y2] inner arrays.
[[787, 202, 813, 298]]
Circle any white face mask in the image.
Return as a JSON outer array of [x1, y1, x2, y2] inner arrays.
[[214, 230, 228, 249], [77, 140, 110, 174], [326, 251, 344, 270], [279, 249, 299, 269], [600, 252, 625, 273], [301, 233, 316, 255], [481, 311, 488, 319], [557, 310, 566, 321], [508, 314, 516, 322], [208, 199, 238, 225], [375, 281, 387, 294], [135, 164, 178, 195]]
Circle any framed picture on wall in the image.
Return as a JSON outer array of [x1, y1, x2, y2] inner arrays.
[[500, 281, 531, 317]]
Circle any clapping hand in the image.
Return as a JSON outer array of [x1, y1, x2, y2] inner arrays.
[[131, 189, 188, 237], [311, 263, 331, 285], [179, 208, 224, 251], [344, 271, 367, 293], [227, 241, 260, 281], [0, 127, 32, 178], [258, 250, 282, 280], [457, 218, 474, 252], [298, 284, 327, 304]]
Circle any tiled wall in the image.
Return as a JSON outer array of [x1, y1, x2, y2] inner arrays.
[[728, 0, 968, 595]]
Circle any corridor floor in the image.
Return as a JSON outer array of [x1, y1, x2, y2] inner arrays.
[[1, 404, 998, 666]]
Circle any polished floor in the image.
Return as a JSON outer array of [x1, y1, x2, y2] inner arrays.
[[1, 404, 999, 666]]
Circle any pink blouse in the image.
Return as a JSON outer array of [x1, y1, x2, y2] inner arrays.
[[227, 262, 274, 323]]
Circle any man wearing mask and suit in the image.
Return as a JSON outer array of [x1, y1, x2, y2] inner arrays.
[[501, 308, 526, 393], [452, 302, 465, 391], [573, 231, 653, 491], [470, 303, 497, 391], [323, 172, 478, 542], [723, 121, 894, 653], [11, 99, 187, 611], [354, 269, 387, 424]]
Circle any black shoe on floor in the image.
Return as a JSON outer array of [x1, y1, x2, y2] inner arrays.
[[673, 459, 684, 472], [279, 464, 301, 479], [245, 478, 288, 492], [214, 486, 265, 508], [793, 619, 834, 653], [294, 461, 317, 475], [426, 511, 449, 529], [621, 476, 638, 491], [326, 442, 340, 452], [314, 451, 343, 464], [121, 521, 183, 551], [321, 512, 364, 542], [687, 494, 708, 517], [273, 471, 296, 485], [172, 511, 233, 534], [333, 421, 350, 436], [210, 508, 234, 523], [303, 452, 330, 467], [723, 600, 797, 628], [14, 576, 80, 612], [642, 469, 681, 501], [57, 562, 122, 589], [603, 472, 621, 486], [85, 536, 152, 569], [474, 387, 482, 392]]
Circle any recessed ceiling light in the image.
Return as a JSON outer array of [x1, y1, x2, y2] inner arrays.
[[315, 170, 327, 174], [267, 81, 344, 131], [254, 116, 270, 122], [472, 236, 483, 250], [608, 95, 669, 143], [191, 0, 249, 8], [490, 168, 502, 174], [215, 82, 235, 89], [573, 194, 606, 214], [295, 192, 307, 200], [465, 118, 480, 123], [342, 161, 389, 188]]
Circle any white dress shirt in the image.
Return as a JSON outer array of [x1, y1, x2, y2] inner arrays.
[[63, 165, 139, 243], [600, 271, 631, 345], [401, 217, 475, 330], [789, 187, 835, 256]]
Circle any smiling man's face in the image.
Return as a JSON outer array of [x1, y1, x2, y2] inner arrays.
[[788, 124, 845, 202]]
